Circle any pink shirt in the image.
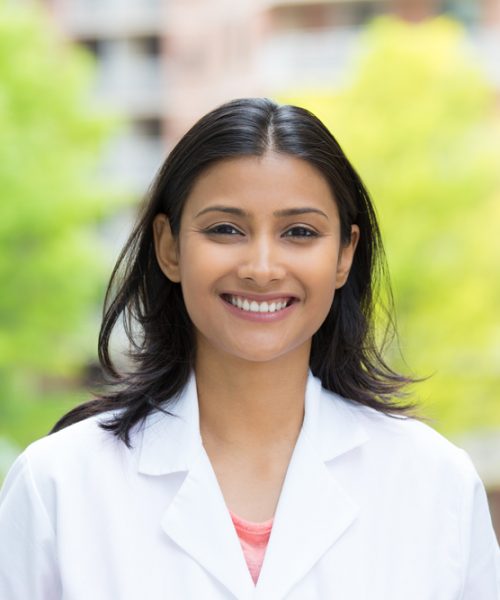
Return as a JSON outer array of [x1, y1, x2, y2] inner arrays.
[[230, 511, 273, 584]]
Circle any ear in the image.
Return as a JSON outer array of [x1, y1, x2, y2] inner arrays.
[[335, 225, 360, 289], [153, 213, 181, 283]]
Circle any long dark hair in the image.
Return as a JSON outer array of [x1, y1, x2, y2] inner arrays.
[[52, 97, 420, 446]]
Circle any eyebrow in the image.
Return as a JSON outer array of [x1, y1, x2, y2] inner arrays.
[[194, 205, 329, 220]]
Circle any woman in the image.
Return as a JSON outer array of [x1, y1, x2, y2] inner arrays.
[[0, 98, 498, 599]]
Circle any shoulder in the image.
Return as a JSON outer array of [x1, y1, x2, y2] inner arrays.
[[318, 387, 495, 539], [322, 387, 478, 488], [317, 389, 500, 593], [0, 412, 146, 522], [14, 411, 140, 490], [26, 410, 125, 455]]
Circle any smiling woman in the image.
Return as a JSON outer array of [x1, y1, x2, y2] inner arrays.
[[0, 98, 498, 599]]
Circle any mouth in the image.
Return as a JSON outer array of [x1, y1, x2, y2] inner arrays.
[[220, 293, 297, 314]]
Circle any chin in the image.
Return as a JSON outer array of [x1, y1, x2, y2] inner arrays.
[[223, 341, 309, 365]]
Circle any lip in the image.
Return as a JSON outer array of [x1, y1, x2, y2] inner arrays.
[[220, 291, 299, 303], [218, 293, 299, 322]]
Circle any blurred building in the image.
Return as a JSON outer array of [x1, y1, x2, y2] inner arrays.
[[43, 0, 168, 195], [43, 0, 500, 192]]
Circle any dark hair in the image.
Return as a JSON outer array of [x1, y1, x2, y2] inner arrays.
[[52, 97, 420, 445]]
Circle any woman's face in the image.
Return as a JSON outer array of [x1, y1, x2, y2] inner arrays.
[[154, 152, 359, 365]]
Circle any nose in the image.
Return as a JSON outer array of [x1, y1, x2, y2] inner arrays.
[[236, 235, 286, 286]]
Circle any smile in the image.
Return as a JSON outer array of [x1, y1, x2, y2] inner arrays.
[[221, 294, 295, 314]]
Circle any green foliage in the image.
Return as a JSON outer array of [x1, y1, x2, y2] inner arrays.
[[280, 17, 500, 435], [0, 374, 87, 450], [0, 0, 121, 448]]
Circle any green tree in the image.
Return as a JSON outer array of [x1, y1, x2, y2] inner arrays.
[[0, 0, 118, 449], [281, 17, 500, 435]]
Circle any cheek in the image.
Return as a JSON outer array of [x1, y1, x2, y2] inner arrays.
[[305, 254, 340, 332], [300, 246, 340, 296], [176, 240, 228, 318], [179, 240, 233, 287]]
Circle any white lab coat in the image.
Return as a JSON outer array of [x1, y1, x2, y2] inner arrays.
[[0, 371, 499, 599]]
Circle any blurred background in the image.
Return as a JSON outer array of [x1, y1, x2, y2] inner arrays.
[[0, 0, 499, 538]]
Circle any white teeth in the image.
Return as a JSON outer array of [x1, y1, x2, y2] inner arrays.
[[226, 295, 292, 313]]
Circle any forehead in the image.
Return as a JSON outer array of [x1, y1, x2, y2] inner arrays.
[[182, 152, 338, 218]]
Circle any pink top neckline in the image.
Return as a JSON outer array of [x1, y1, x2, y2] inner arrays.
[[229, 510, 274, 584], [229, 510, 274, 531]]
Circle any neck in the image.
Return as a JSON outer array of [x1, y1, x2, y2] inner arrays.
[[195, 343, 310, 450]]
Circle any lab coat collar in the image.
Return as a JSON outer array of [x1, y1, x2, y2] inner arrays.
[[137, 371, 369, 599], [137, 373, 202, 475], [137, 370, 368, 475]]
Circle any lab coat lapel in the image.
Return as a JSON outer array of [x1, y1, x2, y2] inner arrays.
[[137, 374, 255, 599], [256, 374, 369, 599], [160, 447, 255, 598]]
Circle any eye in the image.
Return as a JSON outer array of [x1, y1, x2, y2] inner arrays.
[[283, 226, 319, 239], [204, 223, 243, 236]]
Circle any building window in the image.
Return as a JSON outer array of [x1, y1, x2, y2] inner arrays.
[[135, 35, 162, 57], [134, 117, 162, 138], [79, 38, 101, 57]]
